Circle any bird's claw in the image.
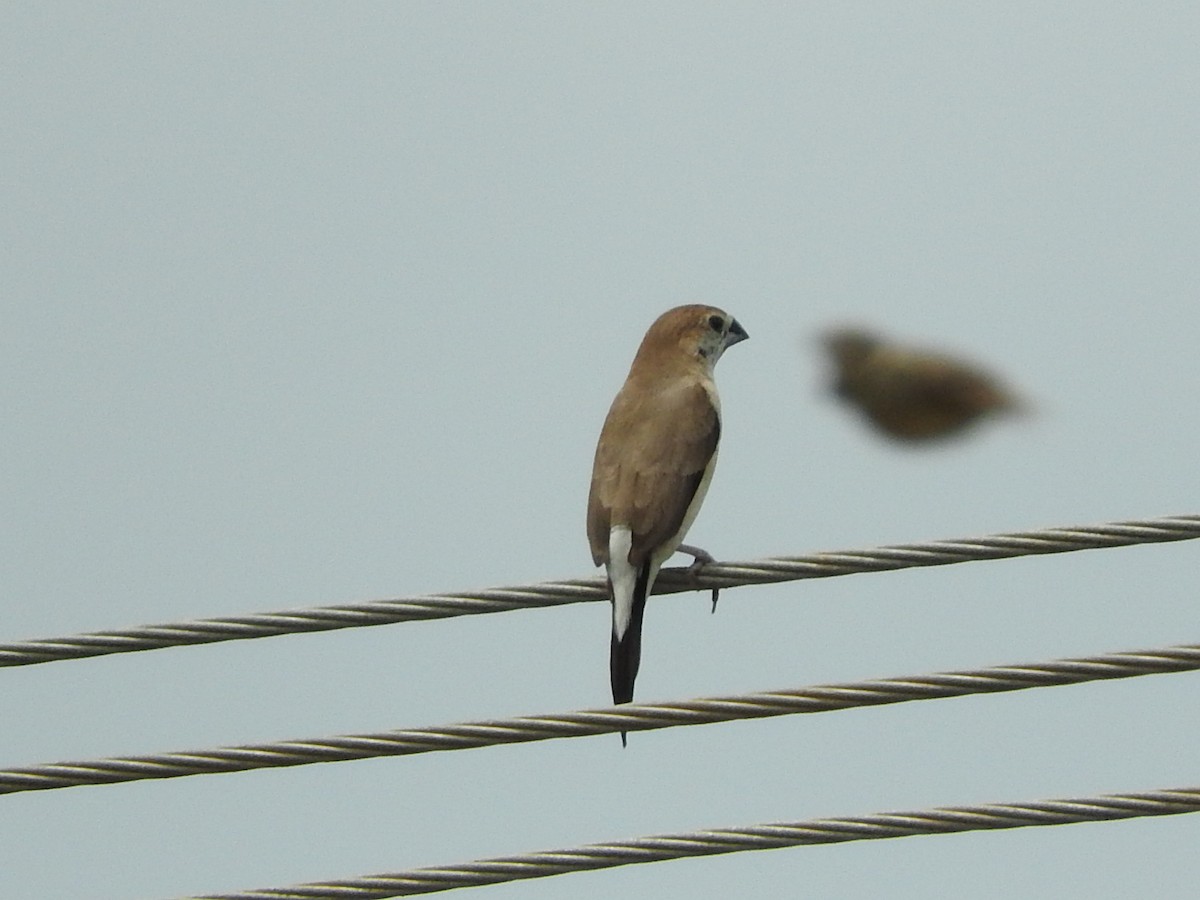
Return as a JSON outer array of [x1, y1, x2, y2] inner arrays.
[[676, 544, 721, 613]]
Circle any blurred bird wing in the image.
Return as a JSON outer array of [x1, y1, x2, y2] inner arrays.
[[891, 352, 1014, 408]]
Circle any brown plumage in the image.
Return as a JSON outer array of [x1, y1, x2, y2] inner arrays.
[[587, 381, 719, 569], [823, 328, 1020, 441], [588, 305, 748, 730]]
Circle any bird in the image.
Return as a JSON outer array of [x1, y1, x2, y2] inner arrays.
[[822, 327, 1020, 441], [587, 304, 748, 742]]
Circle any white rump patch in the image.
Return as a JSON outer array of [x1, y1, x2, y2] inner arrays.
[[608, 526, 637, 639]]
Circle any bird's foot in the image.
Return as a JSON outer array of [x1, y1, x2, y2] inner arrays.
[[676, 544, 721, 613]]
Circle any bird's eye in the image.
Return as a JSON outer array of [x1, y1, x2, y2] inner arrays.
[[708, 315, 724, 332]]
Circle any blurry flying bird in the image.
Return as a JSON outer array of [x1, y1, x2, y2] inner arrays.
[[823, 327, 1020, 441]]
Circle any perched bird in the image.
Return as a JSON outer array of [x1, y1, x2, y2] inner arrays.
[[588, 305, 748, 739], [823, 327, 1020, 441]]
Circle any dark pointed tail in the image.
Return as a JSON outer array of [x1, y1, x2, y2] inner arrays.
[[610, 562, 651, 746]]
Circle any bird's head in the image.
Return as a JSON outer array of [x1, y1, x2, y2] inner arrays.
[[823, 327, 881, 369], [638, 305, 749, 371]]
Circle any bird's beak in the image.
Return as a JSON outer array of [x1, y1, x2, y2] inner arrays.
[[726, 318, 749, 348]]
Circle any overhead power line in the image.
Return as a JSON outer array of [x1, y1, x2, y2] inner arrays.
[[2, 515, 1198, 668], [4, 641, 1199, 796], [182, 785, 1200, 898]]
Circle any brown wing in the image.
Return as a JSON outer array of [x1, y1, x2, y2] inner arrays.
[[851, 350, 1014, 439], [588, 380, 720, 566]]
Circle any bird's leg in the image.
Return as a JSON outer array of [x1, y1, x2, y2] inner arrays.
[[676, 544, 721, 613], [676, 543, 714, 565]]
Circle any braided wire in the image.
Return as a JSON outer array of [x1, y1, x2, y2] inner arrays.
[[2, 515, 1198, 668], [182, 787, 1200, 898], [4, 642, 1199, 796]]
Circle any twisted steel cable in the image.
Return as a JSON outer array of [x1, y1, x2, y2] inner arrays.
[[183, 786, 1200, 898], [2, 514, 1198, 668], [4, 642, 1199, 796]]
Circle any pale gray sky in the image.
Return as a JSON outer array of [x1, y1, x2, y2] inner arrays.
[[3, 3, 1200, 898]]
